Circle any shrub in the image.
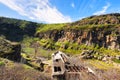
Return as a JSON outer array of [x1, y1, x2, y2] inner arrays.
[[0, 61, 4, 66]]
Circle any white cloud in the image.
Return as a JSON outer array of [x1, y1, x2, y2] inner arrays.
[[0, 0, 71, 23], [93, 2, 110, 15], [71, 3, 75, 8]]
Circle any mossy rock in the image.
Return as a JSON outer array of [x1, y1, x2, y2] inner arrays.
[[0, 37, 21, 61]]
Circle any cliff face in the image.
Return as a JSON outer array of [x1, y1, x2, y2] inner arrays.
[[36, 13, 120, 50], [37, 27, 120, 50]]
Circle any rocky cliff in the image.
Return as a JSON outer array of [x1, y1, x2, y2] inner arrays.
[[36, 13, 120, 50]]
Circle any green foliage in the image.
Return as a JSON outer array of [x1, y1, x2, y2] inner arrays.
[[36, 38, 120, 56], [62, 49, 82, 55], [22, 37, 55, 58], [22, 48, 35, 55], [70, 24, 118, 31], [37, 47, 54, 58], [55, 42, 62, 49], [0, 61, 4, 66], [37, 24, 119, 34], [22, 35, 120, 58], [113, 59, 120, 63], [23, 64, 33, 69], [98, 47, 120, 56], [0, 17, 37, 41], [19, 21, 29, 30], [89, 60, 114, 69], [22, 36, 39, 47], [39, 39, 48, 46], [0, 37, 16, 56]]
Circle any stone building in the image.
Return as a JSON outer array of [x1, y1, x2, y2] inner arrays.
[[51, 51, 95, 80]]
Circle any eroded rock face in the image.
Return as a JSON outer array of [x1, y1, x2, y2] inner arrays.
[[37, 26, 120, 50], [0, 37, 21, 61], [36, 13, 120, 50]]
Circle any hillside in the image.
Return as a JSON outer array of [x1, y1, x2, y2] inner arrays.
[[0, 17, 38, 41], [36, 13, 120, 54], [0, 13, 120, 60], [0, 13, 120, 80]]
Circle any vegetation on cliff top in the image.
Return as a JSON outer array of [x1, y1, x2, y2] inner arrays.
[[36, 13, 120, 33]]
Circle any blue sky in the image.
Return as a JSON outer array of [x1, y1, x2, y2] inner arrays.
[[0, 0, 120, 23]]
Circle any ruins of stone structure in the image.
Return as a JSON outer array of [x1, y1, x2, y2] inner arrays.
[[52, 51, 96, 80]]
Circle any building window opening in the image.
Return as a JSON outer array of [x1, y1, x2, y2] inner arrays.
[[54, 66, 61, 72]]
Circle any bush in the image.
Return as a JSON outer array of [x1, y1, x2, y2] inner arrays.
[[0, 61, 4, 66]]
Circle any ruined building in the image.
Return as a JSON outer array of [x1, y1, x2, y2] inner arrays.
[[52, 51, 96, 80]]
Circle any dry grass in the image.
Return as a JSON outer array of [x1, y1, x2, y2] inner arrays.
[[68, 57, 120, 80], [0, 63, 51, 80], [0, 57, 120, 80]]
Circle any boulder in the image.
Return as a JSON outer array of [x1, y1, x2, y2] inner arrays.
[[0, 37, 21, 61]]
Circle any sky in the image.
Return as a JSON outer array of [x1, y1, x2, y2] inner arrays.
[[0, 0, 120, 23]]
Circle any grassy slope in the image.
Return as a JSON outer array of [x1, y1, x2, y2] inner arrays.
[[0, 58, 51, 80], [36, 23, 67, 33]]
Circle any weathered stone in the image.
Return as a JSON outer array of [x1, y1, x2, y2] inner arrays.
[[36, 28, 120, 50]]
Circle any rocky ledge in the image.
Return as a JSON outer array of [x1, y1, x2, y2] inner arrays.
[[0, 37, 21, 61]]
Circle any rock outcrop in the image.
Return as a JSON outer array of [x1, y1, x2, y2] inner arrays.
[[0, 37, 21, 61], [37, 26, 120, 50]]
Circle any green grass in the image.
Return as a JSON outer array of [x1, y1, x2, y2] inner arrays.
[[98, 47, 120, 56], [0, 61, 4, 66], [21, 33, 120, 60], [89, 60, 114, 69], [38, 38, 120, 57], [37, 23, 66, 33], [36, 22, 119, 34], [113, 59, 120, 63], [22, 35, 120, 59], [71, 24, 118, 30], [37, 47, 55, 59], [23, 64, 34, 69], [22, 47, 35, 54], [62, 49, 82, 55]]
